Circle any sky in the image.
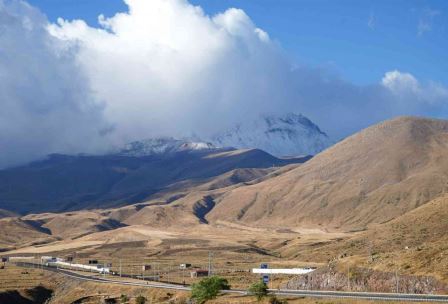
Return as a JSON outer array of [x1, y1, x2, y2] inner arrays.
[[1, 0, 448, 168], [27, 0, 448, 85]]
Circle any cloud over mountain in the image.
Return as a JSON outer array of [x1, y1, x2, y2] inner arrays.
[[1, 0, 447, 168], [0, 0, 110, 168], [48, 0, 293, 144]]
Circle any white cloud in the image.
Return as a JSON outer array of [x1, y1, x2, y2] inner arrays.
[[0, 0, 110, 168], [382, 70, 420, 94], [382, 70, 448, 104], [1, 0, 448, 168], [48, 0, 286, 145], [417, 8, 440, 36]]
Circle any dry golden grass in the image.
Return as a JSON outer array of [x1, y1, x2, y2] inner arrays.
[[283, 194, 448, 284], [210, 117, 448, 229], [0, 264, 50, 291]]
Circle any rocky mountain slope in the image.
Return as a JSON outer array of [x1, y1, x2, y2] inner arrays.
[[210, 113, 332, 157], [117, 137, 216, 157]]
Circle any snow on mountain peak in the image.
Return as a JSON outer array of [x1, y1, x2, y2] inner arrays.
[[118, 137, 216, 157], [117, 113, 331, 158], [209, 113, 332, 157]]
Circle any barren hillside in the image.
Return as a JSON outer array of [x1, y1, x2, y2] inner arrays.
[[0, 148, 305, 214], [207, 117, 448, 229], [286, 193, 448, 282]]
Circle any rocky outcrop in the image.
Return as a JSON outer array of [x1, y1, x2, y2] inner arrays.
[[283, 266, 447, 294]]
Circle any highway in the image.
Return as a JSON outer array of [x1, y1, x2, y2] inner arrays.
[[15, 262, 448, 302]]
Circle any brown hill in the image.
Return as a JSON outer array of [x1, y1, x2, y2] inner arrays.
[[0, 148, 306, 214], [207, 116, 448, 229], [21, 212, 126, 239], [0, 218, 56, 250], [289, 193, 448, 282], [0, 164, 298, 243], [0, 209, 18, 219], [109, 163, 307, 227]]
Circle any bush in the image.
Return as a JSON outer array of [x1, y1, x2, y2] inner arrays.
[[135, 295, 146, 304], [190, 276, 230, 304], [120, 294, 128, 304], [248, 280, 268, 301]]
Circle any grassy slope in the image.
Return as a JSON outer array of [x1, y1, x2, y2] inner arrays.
[[286, 194, 448, 283], [209, 117, 448, 230]]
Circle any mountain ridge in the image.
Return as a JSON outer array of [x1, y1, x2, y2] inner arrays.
[[0, 147, 307, 215], [210, 113, 332, 157]]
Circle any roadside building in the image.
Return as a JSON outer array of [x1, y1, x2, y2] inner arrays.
[[190, 269, 209, 278], [180, 263, 191, 269]]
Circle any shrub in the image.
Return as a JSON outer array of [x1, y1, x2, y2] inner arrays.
[[120, 294, 128, 304], [248, 280, 268, 301], [135, 295, 146, 304], [190, 276, 230, 304]]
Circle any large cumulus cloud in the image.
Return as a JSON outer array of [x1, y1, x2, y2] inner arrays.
[[1, 0, 448, 168], [0, 0, 110, 168], [48, 0, 294, 144]]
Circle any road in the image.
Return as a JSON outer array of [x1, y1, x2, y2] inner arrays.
[[16, 262, 448, 302]]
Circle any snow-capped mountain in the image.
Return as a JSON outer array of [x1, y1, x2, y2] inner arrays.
[[117, 113, 331, 158], [118, 137, 216, 157], [209, 113, 332, 157]]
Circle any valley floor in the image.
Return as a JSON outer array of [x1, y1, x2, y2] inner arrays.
[[1, 220, 447, 303]]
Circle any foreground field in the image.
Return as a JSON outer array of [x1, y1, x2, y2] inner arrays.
[[3, 223, 344, 290], [2, 216, 447, 297], [0, 264, 436, 304]]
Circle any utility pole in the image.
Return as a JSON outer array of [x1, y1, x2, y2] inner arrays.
[[347, 265, 350, 291], [119, 259, 122, 277], [395, 268, 399, 293], [182, 266, 185, 285], [208, 251, 213, 276]]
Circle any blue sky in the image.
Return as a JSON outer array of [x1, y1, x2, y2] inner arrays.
[[27, 0, 448, 86]]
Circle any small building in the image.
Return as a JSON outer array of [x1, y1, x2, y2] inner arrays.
[[190, 270, 209, 278], [180, 263, 192, 269], [88, 260, 99, 265], [142, 265, 151, 271]]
